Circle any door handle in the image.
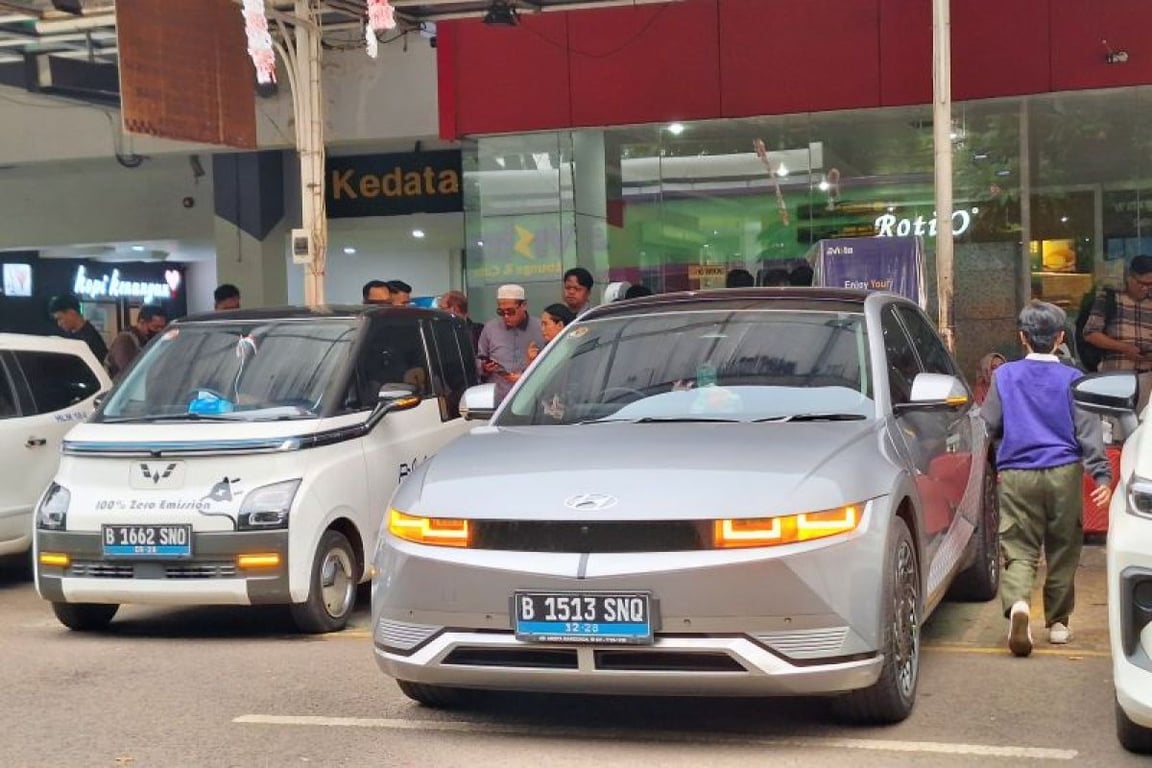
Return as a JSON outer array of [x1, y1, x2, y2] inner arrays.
[[25, 437, 47, 448]]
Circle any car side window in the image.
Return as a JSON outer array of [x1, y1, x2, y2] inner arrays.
[[13, 350, 102, 415], [348, 319, 433, 410], [0, 358, 18, 419], [896, 306, 960, 379], [881, 306, 922, 407], [429, 316, 470, 421]]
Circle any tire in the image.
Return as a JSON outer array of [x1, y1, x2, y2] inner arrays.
[[396, 680, 478, 709], [1117, 697, 1152, 753], [51, 602, 118, 631], [289, 529, 358, 634], [836, 516, 921, 725], [948, 465, 1000, 602]]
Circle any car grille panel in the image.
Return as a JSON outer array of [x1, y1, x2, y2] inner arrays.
[[471, 520, 708, 552], [68, 561, 238, 579]]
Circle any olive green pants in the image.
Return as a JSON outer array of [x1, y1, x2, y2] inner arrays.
[[998, 463, 1084, 628]]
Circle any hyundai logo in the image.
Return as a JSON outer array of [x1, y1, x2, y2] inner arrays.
[[564, 493, 618, 511]]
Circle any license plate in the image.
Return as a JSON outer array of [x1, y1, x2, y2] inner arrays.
[[513, 591, 653, 644], [101, 525, 193, 558]]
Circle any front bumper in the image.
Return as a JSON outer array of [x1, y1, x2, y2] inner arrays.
[[1109, 494, 1152, 727], [35, 529, 290, 606], [371, 508, 888, 696]]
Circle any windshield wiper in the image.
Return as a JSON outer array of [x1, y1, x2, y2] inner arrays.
[[103, 413, 243, 423], [576, 416, 740, 425], [753, 413, 867, 423]]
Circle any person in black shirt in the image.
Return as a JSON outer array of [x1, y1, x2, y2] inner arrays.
[[49, 294, 108, 365]]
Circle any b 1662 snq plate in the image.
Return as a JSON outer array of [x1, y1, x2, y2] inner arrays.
[[101, 524, 192, 558], [513, 591, 653, 644]]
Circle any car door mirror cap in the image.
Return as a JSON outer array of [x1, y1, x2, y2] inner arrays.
[[1072, 371, 1139, 415], [460, 383, 497, 421], [896, 372, 970, 412]]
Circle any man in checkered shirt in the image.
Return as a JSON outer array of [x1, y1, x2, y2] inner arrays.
[[1083, 254, 1152, 411]]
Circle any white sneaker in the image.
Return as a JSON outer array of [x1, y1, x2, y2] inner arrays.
[[1008, 600, 1033, 657], [1049, 622, 1072, 644]]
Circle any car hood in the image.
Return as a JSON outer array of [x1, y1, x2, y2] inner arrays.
[[402, 421, 896, 520]]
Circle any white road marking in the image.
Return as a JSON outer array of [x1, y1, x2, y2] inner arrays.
[[233, 714, 1077, 760]]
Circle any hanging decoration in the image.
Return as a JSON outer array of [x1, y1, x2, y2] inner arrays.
[[753, 139, 791, 227], [365, 0, 398, 59], [241, 0, 276, 84]]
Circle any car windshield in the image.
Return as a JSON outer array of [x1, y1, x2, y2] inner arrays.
[[97, 319, 358, 422], [497, 308, 873, 426]]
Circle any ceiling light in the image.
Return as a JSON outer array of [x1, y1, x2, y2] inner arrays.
[[343, 247, 356, 254], [818, 179, 830, 191], [776, 163, 789, 177], [412, 229, 426, 239], [482, 1, 518, 26], [131, 245, 145, 252], [477, 240, 484, 247], [1060, 216, 1069, 223], [667, 122, 685, 136]]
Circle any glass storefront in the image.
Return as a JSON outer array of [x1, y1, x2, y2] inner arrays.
[[462, 86, 1152, 374]]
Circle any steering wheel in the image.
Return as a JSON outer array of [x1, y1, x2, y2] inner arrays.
[[601, 386, 646, 404]]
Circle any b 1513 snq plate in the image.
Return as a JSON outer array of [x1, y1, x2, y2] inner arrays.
[[513, 591, 653, 644]]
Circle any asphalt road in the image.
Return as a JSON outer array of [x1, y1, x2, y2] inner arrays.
[[0, 545, 1144, 768]]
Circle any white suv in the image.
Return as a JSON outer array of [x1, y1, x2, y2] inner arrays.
[[0, 334, 111, 557]]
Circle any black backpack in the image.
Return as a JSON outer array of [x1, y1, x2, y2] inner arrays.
[[1074, 289, 1116, 372]]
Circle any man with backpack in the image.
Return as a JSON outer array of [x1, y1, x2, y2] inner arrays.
[[1082, 254, 1152, 411]]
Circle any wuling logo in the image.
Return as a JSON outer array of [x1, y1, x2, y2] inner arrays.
[[140, 463, 178, 485]]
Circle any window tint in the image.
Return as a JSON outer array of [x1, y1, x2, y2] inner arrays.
[[0, 359, 17, 419], [881, 307, 921, 406], [350, 319, 432, 409], [430, 316, 471, 420], [14, 350, 101, 415], [896, 306, 959, 378]]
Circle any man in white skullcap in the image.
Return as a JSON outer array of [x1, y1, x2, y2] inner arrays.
[[477, 283, 546, 405]]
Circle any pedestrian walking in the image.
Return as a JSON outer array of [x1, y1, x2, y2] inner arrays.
[[980, 300, 1113, 657]]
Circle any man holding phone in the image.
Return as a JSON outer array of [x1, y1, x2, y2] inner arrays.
[[477, 284, 545, 405], [1083, 254, 1152, 412]]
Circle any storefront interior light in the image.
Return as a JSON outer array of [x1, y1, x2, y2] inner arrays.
[[343, 247, 356, 254], [412, 229, 426, 239], [667, 122, 686, 136], [131, 245, 145, 252]]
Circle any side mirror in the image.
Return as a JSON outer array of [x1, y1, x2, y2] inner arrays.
[[93, 392, 108, 409], [377, 384, 421, 414], [460, 383, 497, 421], [896, 373, 970, 411], [1072, 372, 1138, 415]]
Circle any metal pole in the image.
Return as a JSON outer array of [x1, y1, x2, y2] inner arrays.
[[294, 0, 327, 306], [1019, 99, 1032, 309], [932, 0, 954, 349]]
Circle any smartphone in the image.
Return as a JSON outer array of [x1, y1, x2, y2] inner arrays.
[[478, 355, 508, 375]]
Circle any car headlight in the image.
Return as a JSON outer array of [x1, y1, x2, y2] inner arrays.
[[388, 508, 471, 548], [37, 483, 70, 531], [713, 504, 862, 549], [238, 480, 300, 530], [1128, 479, 1152, 519]]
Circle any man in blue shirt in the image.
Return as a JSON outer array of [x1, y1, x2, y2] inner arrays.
[[981, 300, 1113, 657]]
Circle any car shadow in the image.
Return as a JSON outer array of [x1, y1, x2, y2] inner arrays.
[[0, 554, 33, 589]]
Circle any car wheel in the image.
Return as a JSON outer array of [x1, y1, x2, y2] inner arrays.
[[51, 602, 118, 631], [948, 466, 1000, 602], [396, 680, 478, 709], [290, 530, 358, 634], [1117, 697, 1152, 753], [836, 517, 920, 724]]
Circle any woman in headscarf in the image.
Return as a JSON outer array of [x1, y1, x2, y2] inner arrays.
[[974, 352, 1007, 405], [526, 303, 577, 364]]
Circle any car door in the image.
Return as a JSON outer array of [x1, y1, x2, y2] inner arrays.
[[359, 315, 471, 520], [0, 348, 104, 551], [893, 306, 977, 569]]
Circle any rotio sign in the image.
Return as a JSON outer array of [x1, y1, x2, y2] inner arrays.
[[326, 150, 463, 219]]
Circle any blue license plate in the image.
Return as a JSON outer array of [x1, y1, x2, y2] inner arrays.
[[101, 524, 193, 558], [513, 591, 653, 644]]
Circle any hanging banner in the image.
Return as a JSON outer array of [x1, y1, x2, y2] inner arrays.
[[812, 236, 926, 307]]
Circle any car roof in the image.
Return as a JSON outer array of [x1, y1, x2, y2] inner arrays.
[[0, 332, 96, 354], [175, 304, 447, 325], [582, 287, 907, 320]]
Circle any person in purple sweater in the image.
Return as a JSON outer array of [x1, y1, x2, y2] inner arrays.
[[981, 300, 1113, 657]]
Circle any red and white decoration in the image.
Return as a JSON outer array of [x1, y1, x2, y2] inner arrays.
[[241, 0, 277, 84], [365, 0, 398, 59]]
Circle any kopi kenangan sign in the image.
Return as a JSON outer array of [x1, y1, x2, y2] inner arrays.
[[326, 150, 462, 219]]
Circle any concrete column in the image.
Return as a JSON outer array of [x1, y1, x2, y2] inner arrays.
[[571, 130, 619, 295], [212, 151, 288, 308]]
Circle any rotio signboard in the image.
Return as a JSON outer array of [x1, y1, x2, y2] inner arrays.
[[326, 150, 463, 219]]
